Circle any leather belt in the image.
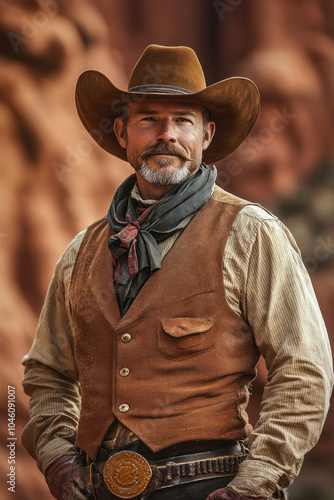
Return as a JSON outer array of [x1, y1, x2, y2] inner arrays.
[[92, 442, 248, 499], [155, 447, 247, 483]]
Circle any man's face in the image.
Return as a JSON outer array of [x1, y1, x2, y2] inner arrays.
[[114, 100, 215, 187]]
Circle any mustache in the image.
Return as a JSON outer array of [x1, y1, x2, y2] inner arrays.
[[139, 143, 194, 161]]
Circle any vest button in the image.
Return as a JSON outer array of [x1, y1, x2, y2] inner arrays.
[[119, 403, 129, 413], [120, 367, 130, 377], [121, 333, 132, 343]]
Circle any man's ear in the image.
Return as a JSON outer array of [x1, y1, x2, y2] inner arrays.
[[113, 117, 127, 149], [203, 121, 216, 151]]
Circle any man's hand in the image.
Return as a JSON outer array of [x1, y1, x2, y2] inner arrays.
[[206, 486, 267, 500], [45, 454, 92, 500]]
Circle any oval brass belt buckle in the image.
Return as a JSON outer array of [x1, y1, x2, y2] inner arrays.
[[103, 450, 153, 499]]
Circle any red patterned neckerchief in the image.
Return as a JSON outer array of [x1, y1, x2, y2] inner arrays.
[[112, 206, 152, 282]]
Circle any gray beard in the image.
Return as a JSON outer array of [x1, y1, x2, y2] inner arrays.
[[138, 160, 192, 186]]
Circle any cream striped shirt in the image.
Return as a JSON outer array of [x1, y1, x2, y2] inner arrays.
[[21, 191, 333, 498]]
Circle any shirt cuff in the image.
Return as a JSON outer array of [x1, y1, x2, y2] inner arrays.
[[37, 437, 79, 475], [227, 459, 285, 498]]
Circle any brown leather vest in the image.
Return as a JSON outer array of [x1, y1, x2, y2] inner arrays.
[[70, 186, 260, 459]]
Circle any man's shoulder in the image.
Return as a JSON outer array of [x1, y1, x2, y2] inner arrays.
[[81, 215, 110, 247], [237, 204, 279, 224], [56, 229, 87, 270], [212, 184, 249, 206], [57, 216, 108, 268], [211, 186, 297, 252], [212, 185, 278, 223], [230, 202, 300, 257], [86, 215, 108, 230]]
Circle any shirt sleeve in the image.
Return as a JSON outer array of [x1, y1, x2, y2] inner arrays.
[[224, 205, 334, 498], [21, 230, 86, 474]]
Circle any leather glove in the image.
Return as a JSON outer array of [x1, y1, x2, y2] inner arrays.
[[45, 454, 92, 500], [206, 486, 267, 500]]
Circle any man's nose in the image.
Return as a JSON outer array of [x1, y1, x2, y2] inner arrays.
[[156, 119, 177, 142]]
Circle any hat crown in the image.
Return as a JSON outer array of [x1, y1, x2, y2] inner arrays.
[[128, 45, 206, 93]]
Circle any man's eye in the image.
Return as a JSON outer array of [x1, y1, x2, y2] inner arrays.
[[177, 117, 190, 123], [142, 117, 155, 121]]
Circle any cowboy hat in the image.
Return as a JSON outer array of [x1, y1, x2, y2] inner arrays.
[[75, 44, 260, 164]]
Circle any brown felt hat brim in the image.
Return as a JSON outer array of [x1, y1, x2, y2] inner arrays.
[[75, 70, 260, 165]]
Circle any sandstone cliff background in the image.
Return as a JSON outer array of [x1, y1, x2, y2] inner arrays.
[[0, 1, 333, 499]]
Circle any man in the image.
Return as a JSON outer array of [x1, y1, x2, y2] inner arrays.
[[21, 45, 333, 500]]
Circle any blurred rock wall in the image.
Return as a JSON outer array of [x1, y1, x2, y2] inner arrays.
[[0, 1, 131, 498], [0, 1, 333, 499]]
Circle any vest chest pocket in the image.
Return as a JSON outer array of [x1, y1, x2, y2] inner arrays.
[[157, 317, 215, 360]]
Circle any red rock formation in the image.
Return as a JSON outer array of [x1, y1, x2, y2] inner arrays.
[[0, 1, 131, 498], [215, 0, 334, 203], [1, 1, 333, 499], [214, 2, 334, 496]]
